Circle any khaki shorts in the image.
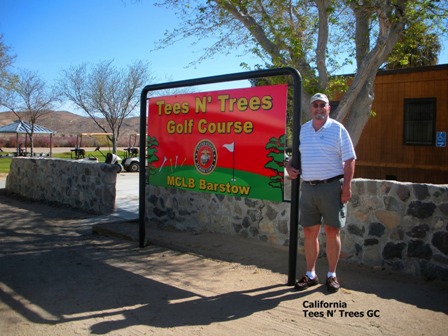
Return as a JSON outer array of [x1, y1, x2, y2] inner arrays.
[[299, 178, 346, 228]]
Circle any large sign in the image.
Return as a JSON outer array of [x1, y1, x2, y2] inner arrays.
[[147, 84, 288, 202]]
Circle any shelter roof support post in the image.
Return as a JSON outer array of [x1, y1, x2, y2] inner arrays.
[[50, 134, 53, 157]]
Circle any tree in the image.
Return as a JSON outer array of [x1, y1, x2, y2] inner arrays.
[[154, 0, 448, 145], [0, 34, 17, 92], [0, 69, 58, 156], [58, 60, 154, 153], [385, 21, 441, 69]]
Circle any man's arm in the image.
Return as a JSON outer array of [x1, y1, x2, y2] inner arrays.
[[285, 157, 300, 180], [341, 158, 355, 203]]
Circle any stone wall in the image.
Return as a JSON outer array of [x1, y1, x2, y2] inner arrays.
[[5, 157, 447, 279], [145, 179, 448, 280], [6, 157, 118, 214], [346, 179, 448, 279]]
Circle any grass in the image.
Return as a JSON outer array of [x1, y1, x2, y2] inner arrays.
[[0, 149, 127, 175], [0, 158, 11, 175]]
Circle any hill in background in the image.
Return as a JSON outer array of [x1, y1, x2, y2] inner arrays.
[[0, 111, 140, 147]]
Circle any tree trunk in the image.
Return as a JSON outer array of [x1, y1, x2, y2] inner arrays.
[[315, 0, 330, 89], [335, 1, 406, 146], [342, 81, 375, 146]]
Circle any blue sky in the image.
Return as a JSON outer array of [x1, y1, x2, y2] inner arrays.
[[0, 0, 258, 111], [1, 0, 447, 112]]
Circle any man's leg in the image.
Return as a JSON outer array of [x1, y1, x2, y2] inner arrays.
[[294, 224, 321, 291], [304, 225, 321, 273], [324, 225, 341, 292], [324, 225, 341, 273]]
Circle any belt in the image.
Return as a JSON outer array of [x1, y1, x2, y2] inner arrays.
[[303, 175, 344, 185]]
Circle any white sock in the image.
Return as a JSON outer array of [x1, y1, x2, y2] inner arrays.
[[306, 271, 316, 279], [327, 272, 337, 278]]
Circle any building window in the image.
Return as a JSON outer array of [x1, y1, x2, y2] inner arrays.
[[403, 98, 436, 145]]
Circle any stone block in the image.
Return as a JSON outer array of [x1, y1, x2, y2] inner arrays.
[[363, 244, 382, 265], [407, 201, 437, 219], [379, 181, 393, 195], [396, 185, 411, 202], [383, 195, 404, 212], [413, 184, 430, 201], [348, 223, 365, 237], [368, 222, 386, 237], [439, 203, 448, 217], [383, 242, 406, 260], [406, 224, 430, 239], [361, 195, 383, 211], [351, 208, 369, 223], [407, 240, 432, 259], [432, 231, 448, 255], [375, 210, 401, 230]]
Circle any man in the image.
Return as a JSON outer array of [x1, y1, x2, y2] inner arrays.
[[286, 93, 356, 293]]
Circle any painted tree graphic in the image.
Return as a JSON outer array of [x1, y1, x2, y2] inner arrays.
[[264, 134, 286, 197], [146, 135, 159, 175]]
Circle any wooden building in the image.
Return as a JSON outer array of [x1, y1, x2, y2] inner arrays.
[[335, 64, 448, 184]]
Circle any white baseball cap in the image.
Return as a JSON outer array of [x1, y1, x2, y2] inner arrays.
[[310, 93, 329, 104]]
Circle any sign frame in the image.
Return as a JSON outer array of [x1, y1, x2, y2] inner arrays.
[[139, 68, 302, 286]]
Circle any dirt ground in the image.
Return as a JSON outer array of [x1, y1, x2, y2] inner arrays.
[[0, 179, 447, 335]]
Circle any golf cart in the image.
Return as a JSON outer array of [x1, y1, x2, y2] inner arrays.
[[121, 133, 140, 172], [94, 146, 123, 173], [75, 133, 123, 173]]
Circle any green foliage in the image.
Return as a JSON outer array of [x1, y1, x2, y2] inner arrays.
[[157, 0, 447, 79], [264, 134, 286, 193], [156, 0, 448, 146], [146, 135, 159, 175], [385, 21, 442, 69], [0, 34, 17, 91], [327, 77, 351, 97]]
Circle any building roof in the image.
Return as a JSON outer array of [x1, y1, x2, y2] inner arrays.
[[0, 120, 55, 134]]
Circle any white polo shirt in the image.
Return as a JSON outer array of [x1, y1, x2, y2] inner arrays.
[[299, 118, 356, 181]]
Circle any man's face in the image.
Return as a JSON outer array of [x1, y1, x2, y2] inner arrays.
[[310, 100, 330, 121]]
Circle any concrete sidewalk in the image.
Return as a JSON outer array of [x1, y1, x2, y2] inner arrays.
[[91, 172, 140, 223]]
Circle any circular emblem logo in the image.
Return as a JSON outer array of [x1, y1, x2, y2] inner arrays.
[[194, 139, 218, 175]]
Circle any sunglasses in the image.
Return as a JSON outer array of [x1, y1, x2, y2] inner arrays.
[[312, 102, 327, 108]]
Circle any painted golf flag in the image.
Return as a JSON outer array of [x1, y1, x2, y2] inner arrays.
[[147, 84, 288, 202]]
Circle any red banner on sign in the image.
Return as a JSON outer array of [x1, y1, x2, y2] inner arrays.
[[147, 84, 288, 202]]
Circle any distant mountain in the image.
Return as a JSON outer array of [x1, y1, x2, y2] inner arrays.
[[0, 110, 140, 137]]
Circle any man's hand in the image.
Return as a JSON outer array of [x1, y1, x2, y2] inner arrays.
[[341, 158, 355, 203], [285, 158, 300, 180], [341, 184, 352, 204]]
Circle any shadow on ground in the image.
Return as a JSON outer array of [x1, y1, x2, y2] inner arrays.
[[1, 190, 447, 335]]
